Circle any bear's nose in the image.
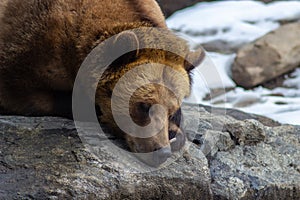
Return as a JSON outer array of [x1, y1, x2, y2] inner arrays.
[[153, 147, 172, 164]]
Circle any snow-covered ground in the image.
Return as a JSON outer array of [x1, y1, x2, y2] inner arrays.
[[167, 0, 300, 125]]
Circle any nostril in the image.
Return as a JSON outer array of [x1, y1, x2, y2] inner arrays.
[[169, 130, 177, 140]]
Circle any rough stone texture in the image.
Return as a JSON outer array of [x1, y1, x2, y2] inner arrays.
[[1, 103, 300, 199], [211, 124, 300, 200], [182, 104, 300, 200], [0, 116, 212, 200], [232, 22, 300, 88], [223, 119, 266, 146], [201, 104, 281, 127]]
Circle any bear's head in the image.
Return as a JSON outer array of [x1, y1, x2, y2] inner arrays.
[[96, 28, 205, 166]]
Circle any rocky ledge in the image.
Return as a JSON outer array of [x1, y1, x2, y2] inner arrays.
[[0, 104, 299, 199]]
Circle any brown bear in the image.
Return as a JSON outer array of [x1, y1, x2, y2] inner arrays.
[[0, 0, 205, 166]]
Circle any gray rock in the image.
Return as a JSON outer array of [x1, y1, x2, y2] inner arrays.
[[210, 125, 300, 200], [156, 0, 204, 18], [232, 22, 300, 88], [1, 104, 300, 199], [223, 119, 267, 146], [199, 130, 235, 158], [201, 39, 245, 54], [0, 116, 212, 200], [200, 103, 281, 127], [182, 104, 300, 200]]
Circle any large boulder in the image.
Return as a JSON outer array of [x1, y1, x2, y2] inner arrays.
[[232, 22, 300, 88], [0, 116, 212, 200], [156, 0, 204, 17], [1, 104, 300, 199], [183, 104, 300, 200]]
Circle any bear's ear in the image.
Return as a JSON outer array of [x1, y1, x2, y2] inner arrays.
[[184, 48, 206, 72], [113, 31, 140, 57]]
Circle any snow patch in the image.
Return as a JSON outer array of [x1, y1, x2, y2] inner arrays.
[[167, 1, 300, 45], [169, 1, 300, 125]]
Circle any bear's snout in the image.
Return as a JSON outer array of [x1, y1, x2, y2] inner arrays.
[[169, 122, 186, 152]]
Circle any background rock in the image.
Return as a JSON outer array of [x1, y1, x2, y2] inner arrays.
[[2, 104, 299, 199], [201, 40, 244, 54], [156, 0, 205, 18], [232, 22, 300, 88]]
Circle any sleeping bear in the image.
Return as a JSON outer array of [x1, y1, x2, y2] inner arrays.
[[0, 0, 205, 166]]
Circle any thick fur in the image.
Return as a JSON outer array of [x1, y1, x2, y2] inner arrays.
[[0, 0, 204, 156], [0, 0, 166, 115]]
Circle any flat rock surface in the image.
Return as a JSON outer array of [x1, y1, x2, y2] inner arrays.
[[0, 104, 300, 199], [0, 116, 212, 200]]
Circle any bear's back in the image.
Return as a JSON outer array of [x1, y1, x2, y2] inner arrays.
[[0, 0, 169, 116], [0, 0, 167, 89], [76, 0, 167, 28]]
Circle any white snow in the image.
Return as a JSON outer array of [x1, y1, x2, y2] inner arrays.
[[186, 52, 236, 103], [168, 1, 300, 125], [167, 1, 300, 45], [284, 68, 300, 89]]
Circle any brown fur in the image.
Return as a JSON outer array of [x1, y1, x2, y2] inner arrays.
[[0, 0, 205, 158], [95, 30, 197, 154]]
